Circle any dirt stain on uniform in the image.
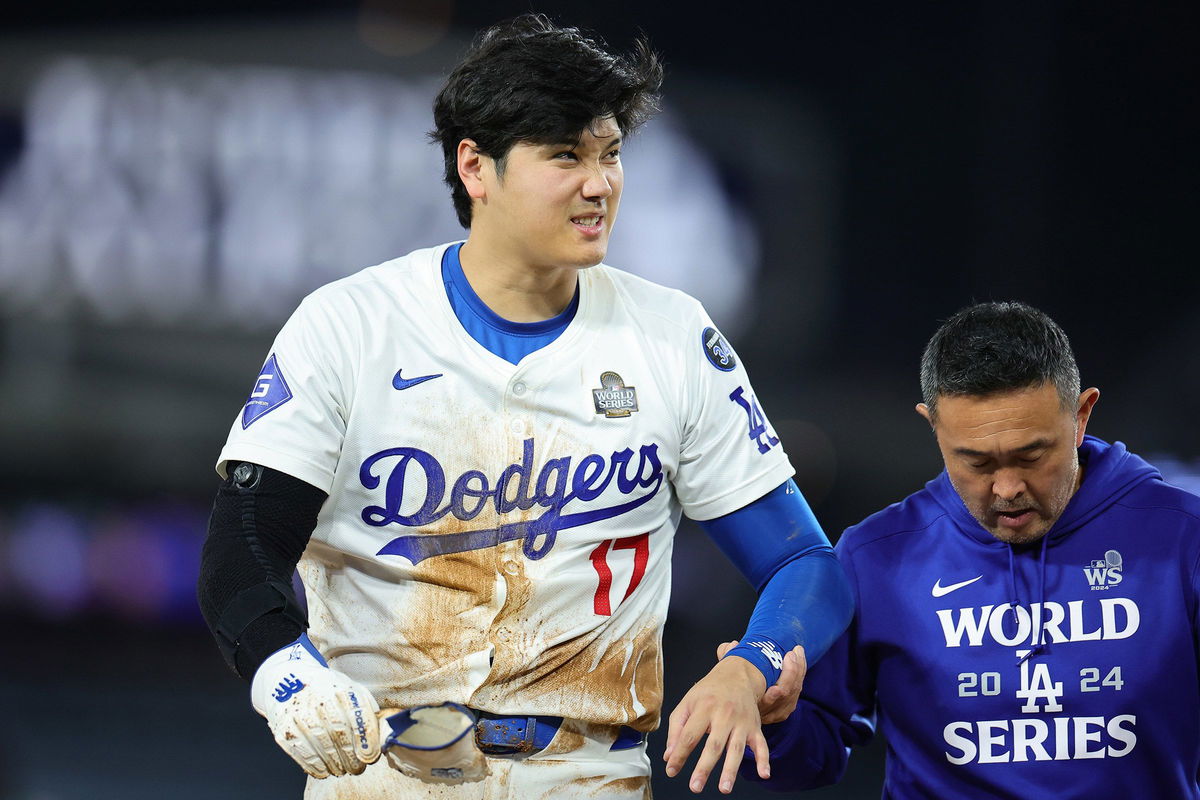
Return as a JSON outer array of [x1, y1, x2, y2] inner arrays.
[[480, 615, 663, 731], [373, 424, 544, 707], [472, 542, 536, 690], [303, 758, 501, 800], [528, 773, 651, 800], [591, 776, 650, 799], [372, 515, 500, 705]]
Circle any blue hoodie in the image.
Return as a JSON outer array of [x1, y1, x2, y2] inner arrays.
[[745, 437, 1200, 799]]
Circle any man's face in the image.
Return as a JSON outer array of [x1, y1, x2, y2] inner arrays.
[[472, 117, 623, 271], [918, 383, 1099, 545]]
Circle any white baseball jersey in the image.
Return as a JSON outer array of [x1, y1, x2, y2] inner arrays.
[[218, 242, 793, 733]]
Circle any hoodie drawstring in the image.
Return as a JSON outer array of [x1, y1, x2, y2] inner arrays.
[[1016, 538, 1051, 665], [1006, 545, 1020, 619]]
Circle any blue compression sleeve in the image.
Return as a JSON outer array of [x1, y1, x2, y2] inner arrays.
[[698, 479, 854, 686]]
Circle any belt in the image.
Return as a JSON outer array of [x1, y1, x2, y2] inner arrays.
[[472, 710, 645, 755]]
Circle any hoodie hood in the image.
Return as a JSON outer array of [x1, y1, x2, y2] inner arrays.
[[927, 435, 1161, 548]]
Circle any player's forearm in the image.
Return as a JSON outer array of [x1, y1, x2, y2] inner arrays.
[[699, 478, 855, 685], [197, 461, 325, 679], [725, 550, 854, 684]]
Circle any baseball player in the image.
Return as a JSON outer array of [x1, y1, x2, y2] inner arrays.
[[197, 14, 853, 799]]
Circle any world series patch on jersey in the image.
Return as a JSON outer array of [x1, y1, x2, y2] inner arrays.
[[218, 242, 794, 732]]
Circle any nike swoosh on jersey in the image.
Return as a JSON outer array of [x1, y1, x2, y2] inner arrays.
[[931, 575, 983, 597], [392, 370, 443, 390]]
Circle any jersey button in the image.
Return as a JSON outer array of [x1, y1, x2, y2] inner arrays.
[[509, 419, 525, 435], [502, 561, 520, 576], [496, 628, 512, 642], [512, 382, 527, 395]]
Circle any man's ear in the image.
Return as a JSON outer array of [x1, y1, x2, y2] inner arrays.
[[457, 139, 487, 201], [1074, 387, 1100, 445], [916, 402, 934, 428]]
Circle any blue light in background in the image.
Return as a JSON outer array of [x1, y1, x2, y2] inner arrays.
[[0, 500, 207, 624], [7, 505, 91, 618]]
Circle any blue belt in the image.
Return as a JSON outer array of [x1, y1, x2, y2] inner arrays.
[[472, 711, 645, 755]]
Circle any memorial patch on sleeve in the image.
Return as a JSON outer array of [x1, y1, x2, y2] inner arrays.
[[702, 326, 737, 372]]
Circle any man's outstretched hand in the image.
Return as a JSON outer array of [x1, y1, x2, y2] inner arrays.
[[717, 639, 807, 724], [664, 655, 769, 794]]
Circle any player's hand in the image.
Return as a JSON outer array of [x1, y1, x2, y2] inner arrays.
[[251, 635, 382, 778], [716, 639, 807, 724], [663, 655, 770, 794]]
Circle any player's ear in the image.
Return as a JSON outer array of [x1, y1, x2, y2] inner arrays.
[[457, 139, 487, 201]]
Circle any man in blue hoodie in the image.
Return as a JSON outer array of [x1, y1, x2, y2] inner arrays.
[[740, 301, 1200, 798]]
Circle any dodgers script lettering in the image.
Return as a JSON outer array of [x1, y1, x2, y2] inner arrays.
[[360, 438, 665, 563]]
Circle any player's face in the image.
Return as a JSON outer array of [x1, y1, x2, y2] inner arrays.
[[918, 383, 1099, 545], [478, 117, 623, 271]]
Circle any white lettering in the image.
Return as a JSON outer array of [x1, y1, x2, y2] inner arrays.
[[989, 604, 1032, 647], [1101, 597, 1139, 639], [938, 598, 1140, 647], [1011, 718, 1050, 762], [1107, 715, 1137, 757], [1038, 601, 1067, 644], [1068, 600, 1104, 641], [977, 720, 1010, 763], [944, 722, 976, 765], [943, 715, 1137, 764], [937, 605, 993, 647], [1054, 717, 1071, 761], [1073, 717, 1106, 759]]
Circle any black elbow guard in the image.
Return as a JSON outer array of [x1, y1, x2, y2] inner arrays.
[[197, 461, 326, 679], [213, 580, 308, 672]]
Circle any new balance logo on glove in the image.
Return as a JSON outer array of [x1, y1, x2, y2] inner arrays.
[[273, 674, 306, 702]]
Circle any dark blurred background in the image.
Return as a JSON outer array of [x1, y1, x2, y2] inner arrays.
[[0, 1, 1196, 797]]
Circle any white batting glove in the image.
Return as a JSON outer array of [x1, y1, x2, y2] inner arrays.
[[250, 634, 382, 778], [380, 703, 488, 784]]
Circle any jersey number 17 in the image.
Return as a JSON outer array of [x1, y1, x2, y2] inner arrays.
[[589, 533, 650, 616]]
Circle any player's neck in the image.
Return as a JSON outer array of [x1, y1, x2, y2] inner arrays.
[[458, 237, 579, 323]]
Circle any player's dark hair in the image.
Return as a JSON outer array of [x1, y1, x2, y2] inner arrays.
[[431, 13, 664, 228], [920, 301, 1081, 420]]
